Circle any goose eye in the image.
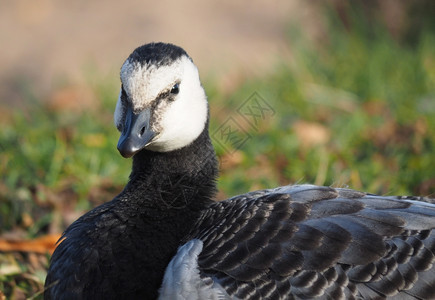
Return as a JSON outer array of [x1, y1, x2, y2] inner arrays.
[[170, 83, 179, 95]]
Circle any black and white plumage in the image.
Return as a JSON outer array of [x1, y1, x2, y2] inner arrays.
[[44, 42, 435, 300]]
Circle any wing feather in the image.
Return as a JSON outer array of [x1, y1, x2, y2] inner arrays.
[[167, 185, 435, 299]]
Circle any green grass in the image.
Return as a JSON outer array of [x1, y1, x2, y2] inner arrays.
[[212, 6, 435, 198], [0, 2, 434, 298]]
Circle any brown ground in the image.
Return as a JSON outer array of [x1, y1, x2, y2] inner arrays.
[[0, 0, 314, 105], [0, 0, 414, 105]]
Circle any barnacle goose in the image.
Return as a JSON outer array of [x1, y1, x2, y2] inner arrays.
[[45, 42, 435, 300]]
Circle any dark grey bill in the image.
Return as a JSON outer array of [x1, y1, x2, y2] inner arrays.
[[117, 105, 155, 158]]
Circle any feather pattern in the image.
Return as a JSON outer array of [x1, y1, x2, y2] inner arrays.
[[161, 185, 435, 299]]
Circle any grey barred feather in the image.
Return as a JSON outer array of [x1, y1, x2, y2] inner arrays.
[[174, 185, 435, 299]]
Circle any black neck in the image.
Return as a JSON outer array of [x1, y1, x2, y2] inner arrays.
[[107, 121, 218, 298], [122, 121, 218, 212]]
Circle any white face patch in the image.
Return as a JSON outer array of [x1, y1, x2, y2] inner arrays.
[[120, 58, 183, 111], [114, 55, 208, 152]]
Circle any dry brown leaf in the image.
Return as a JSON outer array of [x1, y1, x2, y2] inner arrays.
[[362, 100, 389, 116], [47, 85, 98, 113], [0, 234, 61, 255], [219, 150, 244, 171], [245, 154, 279, 187], [293, 121, 330, 148], [0, 105, 12, 125]]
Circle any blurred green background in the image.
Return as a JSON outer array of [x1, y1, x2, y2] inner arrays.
[[0, 0, 434, 298]]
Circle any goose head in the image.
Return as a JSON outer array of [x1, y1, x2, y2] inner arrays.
[[114, 42, 208, 157]]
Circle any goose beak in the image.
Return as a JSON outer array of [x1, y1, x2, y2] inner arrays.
[[117, 105, 156, 158]]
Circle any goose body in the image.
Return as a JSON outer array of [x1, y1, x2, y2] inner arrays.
[[45, 43, 435, 299]]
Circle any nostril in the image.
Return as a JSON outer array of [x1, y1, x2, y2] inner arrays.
[[139, 126, 145, 137]]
